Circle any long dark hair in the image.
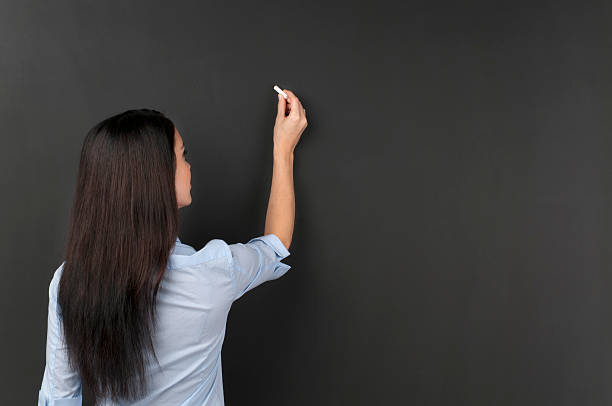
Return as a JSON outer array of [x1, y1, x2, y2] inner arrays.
[[58, 109, 179, 404]]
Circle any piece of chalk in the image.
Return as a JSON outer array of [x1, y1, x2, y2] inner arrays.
[[273, 85, 288, 99]]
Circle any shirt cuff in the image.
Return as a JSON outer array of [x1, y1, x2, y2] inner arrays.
[[247, 233, 290, 259]]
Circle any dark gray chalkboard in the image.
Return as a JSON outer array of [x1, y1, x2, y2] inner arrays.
[[1, 0, 611, 404]]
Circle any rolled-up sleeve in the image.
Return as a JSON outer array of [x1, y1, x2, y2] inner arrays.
[[227, 233, 292, 301], [38, 265, 83, 406]]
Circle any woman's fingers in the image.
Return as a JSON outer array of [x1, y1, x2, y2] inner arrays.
[[276, 93, 286, 119], [284, 89, 302, 119]]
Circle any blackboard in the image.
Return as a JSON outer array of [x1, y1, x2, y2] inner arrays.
[[1, 0, 611, 404]]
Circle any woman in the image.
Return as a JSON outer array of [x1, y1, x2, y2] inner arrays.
[[38, 89, 307, 405]]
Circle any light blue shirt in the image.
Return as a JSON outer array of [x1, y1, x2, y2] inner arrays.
[[38, 234, 291, 406]]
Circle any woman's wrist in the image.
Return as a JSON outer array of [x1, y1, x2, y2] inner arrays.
[[273, 145, 294, 163]]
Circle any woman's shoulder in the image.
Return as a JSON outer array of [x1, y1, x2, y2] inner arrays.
[[168, 238, 232, 269]]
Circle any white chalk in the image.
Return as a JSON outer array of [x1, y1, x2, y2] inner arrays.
[[273, 85, 288, 99]]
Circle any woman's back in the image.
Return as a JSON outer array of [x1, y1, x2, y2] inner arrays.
[[39, 234, 291, 406]]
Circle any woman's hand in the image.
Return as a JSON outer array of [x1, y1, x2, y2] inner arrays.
[[273, 89, 307, 155]]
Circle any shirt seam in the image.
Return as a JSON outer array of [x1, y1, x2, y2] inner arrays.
[[49, 280, 59, 399], [235, 245, 264, 300], [176, 352, 222, 406], [167, 254, 227, 271], [222, 243, 239, 300]]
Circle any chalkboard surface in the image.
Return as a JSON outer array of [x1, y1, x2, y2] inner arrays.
[[1, 1, 611, 405]]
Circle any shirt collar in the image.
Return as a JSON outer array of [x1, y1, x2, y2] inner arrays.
[[170, 236, 181, 255]]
